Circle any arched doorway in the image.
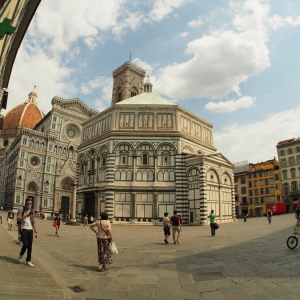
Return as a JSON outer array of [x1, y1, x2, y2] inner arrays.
[[60, 196, 70, 216], [27, 181, 38, 210], [83, 193, 95, 220]]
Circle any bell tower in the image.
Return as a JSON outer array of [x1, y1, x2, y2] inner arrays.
[[111, 62, 146, 106]]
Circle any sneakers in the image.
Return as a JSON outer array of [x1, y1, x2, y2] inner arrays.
[[27, 261, 34, 267], [18, 255, 23, 263]]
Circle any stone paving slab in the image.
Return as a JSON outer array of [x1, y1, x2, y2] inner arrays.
[[1, 211, 300, 299], [0, 224, 69, 299]]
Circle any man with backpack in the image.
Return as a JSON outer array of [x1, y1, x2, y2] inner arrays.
[[17, 198, 38, 267]]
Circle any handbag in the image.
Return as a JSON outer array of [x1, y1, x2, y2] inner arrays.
[[52, 221, 57, 227], [109, 242, 118, 254], [214, 223, 219, 230]]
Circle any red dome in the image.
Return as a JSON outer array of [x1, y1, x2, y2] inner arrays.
[[2, 88, 45, 130], [3, 103, 44, 129]]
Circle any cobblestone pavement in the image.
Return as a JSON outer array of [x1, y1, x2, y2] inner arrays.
[[1, 211, 300, 300]]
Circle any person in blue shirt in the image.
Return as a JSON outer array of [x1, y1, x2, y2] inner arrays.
[[208, 210, 216, 236]]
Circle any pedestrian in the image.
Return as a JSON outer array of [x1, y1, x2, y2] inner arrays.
[[208, 210, 216, 236], [89, 211, 114, 272], [17, 198, 38, 267], [89, 215, 94, 223], [170, 210, 182, 244], [7, 209, 14, 231], [83, 214, 89, 228], [44, 212, 47, 221], [54, 213, 61, 237], [267, 208, 272, 224], [162, 212, 171, 243]]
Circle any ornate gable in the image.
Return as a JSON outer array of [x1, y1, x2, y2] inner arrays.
[[51, 97, 98, 117]]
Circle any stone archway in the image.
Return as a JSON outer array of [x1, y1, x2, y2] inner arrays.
[[27, 181, 39, 210]]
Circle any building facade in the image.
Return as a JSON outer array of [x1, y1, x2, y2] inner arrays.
[[234, 161, 249, 218], [234, 159, 282, 217], [76, 62, 235, 225], [277, 138, 300, 210]]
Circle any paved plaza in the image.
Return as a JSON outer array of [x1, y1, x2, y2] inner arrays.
[[1, 211, 300, 300]]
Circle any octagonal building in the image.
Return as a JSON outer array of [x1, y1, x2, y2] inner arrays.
[[77, 62, 235, 225]]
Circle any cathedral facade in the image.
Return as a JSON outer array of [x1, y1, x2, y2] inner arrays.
[[0, 88, 97, 216], [0, 62, 235, 225]]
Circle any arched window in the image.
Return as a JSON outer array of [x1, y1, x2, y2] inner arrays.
[[142, 153, 148, 165], [90, 159, 95, 170], [283, 183, 289, 195]]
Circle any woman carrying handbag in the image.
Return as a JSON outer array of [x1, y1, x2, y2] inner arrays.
[[89, 211, 114, 272]]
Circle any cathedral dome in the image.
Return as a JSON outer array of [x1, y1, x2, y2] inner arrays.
[[2, 86, 45, 130]]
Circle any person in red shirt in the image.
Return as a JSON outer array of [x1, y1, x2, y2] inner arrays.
[[170, 210, 182, 244]]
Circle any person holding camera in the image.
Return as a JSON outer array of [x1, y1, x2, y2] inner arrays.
[[17, 198, 38, 267]]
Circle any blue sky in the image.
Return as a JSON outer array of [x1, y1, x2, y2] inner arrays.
[[6, 0, 300, 164]]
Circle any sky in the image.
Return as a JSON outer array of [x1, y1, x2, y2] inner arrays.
[[5, 0, 300, 164]]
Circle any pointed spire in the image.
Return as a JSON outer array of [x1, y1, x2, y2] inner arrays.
[[144, 75, 153, 93], [25, 84, 38, 104]]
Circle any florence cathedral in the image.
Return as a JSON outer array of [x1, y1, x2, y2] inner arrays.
[[0, 62, 235, 225]]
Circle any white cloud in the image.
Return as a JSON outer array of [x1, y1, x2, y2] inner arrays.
[[7, 42, 74, 114], [80, 76, 113, 109], [205, 96, 256, 113], [27, 0, 127, 54], [147, 0, 192, 22], [269, 14, 300, 30], [132, 58, 155, 77], [180, 32, 190, 37], [214, 108, 300, 163], [155, 0, 271, 99], [188, 17, 202, 27]]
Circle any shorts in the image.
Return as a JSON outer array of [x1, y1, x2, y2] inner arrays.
[[172, 226, 181, 235], [8, 219, 13, 224], [163, 226, 171, 236]]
